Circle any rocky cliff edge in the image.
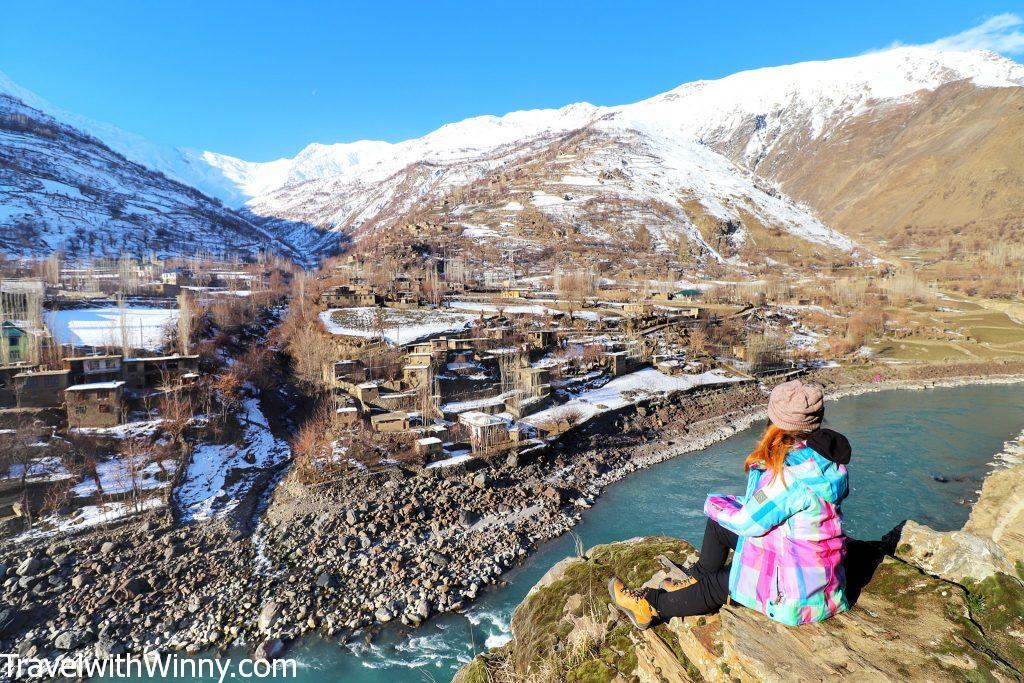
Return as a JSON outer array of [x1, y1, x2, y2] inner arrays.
[[455, 463, 1024, 682]]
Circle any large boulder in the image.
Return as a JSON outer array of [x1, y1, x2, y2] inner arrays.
[[893, 520, 1016, 584], [964, 463, 1024, 566], [668, 557, 1021, 681], [258, 600, 283, 634]]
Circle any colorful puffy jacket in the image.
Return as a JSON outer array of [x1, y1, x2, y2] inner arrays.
[[703, 429, 851, 626]]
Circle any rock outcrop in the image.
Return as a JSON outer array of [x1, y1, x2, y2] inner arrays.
[[965, 463, 1024, 570], [457, 514, 1024, 682]]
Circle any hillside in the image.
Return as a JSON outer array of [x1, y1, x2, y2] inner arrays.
[[0, 74, 331, 261], [208, 47, 1024, 265]]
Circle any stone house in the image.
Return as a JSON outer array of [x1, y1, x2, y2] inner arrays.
[[320, 285, 380, 308], [518, 366, 552, 398], [459, 410, 509, 453], [414, 436, 443, 459], [13, 369, 70, 408], [65, 380, 125, 428], [353, 382, 380, 406], [604, 351, 643, 377], [122, 355, 200, 391], [323, 359, 368, 389], [335, 405, 360, 427], [370, 411, 409, 433]]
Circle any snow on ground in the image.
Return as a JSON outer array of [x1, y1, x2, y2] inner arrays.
[[560, 174, 602, 186], [448, 301, 555, 316], [70, 418, 165, 439], [447, 300, 609, 321], [3, 456, 71, 483], [441, 390, 515, 414], [46, 307, 178, 351], [319, 307, 478, 346], [16, 498, 165, 541], [524, 367, 740, 427], [461, 224, 500, 239], [424, 453, 475, 469], [175, 396, 290, 522], [72, 456, 176, 497]]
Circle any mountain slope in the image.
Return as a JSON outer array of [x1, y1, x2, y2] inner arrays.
[[0, 77, 332, 261], [204, 47, 1024, 261]]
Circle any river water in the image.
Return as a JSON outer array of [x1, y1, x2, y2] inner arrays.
[[118, 383, 1024, 682]]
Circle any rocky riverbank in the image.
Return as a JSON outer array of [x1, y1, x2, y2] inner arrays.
[[0, 363, 1022, 667]]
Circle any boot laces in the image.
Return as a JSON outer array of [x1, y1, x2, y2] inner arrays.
[[621, 585, 647, 601]]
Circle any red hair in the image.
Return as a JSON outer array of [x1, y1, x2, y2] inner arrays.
[[744, 423, 801, 482]]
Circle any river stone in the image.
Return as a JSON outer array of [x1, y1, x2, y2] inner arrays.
[[15, 557, 40, 577], [0, 607, 24, 637], [54, 629, 90, 651], [894, 520, 1016, 583], [258, 601, 282, 634], [100, 542, 116, 555], [255, 638, 285, 661], [94, 635, 126, 658], [374, 607, 394, 623]]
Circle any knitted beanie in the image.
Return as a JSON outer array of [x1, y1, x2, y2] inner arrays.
[[767, 380, 824, 433]]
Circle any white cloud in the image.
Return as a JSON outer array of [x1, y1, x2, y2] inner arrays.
[[922, 13, 1024, 55]]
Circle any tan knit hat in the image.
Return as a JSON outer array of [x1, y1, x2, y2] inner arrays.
[[767, 380, 824, 433]]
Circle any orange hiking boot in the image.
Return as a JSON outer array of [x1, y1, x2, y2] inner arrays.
[[608, 576, 656, 630], [661, 576, 698, 592]]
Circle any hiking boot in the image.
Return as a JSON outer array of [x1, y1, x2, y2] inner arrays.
[[608, 576, 656, 630], [660, 576, 698, 592]]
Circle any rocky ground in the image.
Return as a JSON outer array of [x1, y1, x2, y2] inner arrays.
[[1, 363, 1022, 671], [455, 497, 1024, 682]]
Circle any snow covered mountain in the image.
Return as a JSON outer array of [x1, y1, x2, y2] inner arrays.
[[202, 46, 1024, 259], [208, 47, 1024, 202], [3, 46, 1022, 261], [0, 73, 332, 260]]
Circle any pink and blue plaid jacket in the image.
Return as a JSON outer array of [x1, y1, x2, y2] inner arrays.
[[704, 445, 849, 625]]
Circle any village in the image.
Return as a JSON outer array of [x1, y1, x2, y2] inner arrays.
[[0, 251, 296, 534], [0, 222, 826, 538]]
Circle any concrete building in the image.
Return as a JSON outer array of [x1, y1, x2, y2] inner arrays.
[[65, 381, 125, 428], [64, 355, 123, 385], [1, 321, 28, 364]]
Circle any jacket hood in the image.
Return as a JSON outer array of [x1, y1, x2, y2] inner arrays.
[[806, 428, 852, 465], [786, 439, 849, 504]]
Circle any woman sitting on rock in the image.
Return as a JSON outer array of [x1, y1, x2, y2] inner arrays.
[[609, 379, 852, 628]]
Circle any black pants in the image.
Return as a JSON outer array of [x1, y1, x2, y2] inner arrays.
[[646, 518, 738, 618]]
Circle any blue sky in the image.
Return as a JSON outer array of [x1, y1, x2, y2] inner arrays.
[[3, 2, 1023, 161]]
